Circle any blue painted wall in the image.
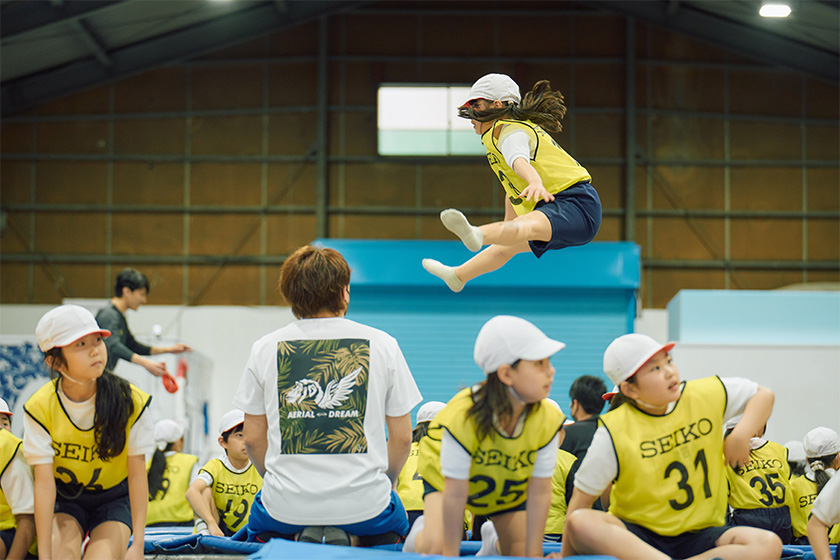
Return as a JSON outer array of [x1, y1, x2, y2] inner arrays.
[[317, 239, 640, 419]]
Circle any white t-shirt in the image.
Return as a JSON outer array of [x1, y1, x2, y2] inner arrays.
[[232, 316, 422, 525], [23, 387, 154, 465], [498, 126, 534, 168], [1, 445, 35, 515], [575, 377, 758, 496], [812, 470, 840, 526]]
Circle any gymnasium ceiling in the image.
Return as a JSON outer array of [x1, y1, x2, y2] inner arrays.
[[1, 0, 838, 117]]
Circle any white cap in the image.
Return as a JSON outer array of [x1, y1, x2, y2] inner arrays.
[[784, 440, 806, 463], [474, 316, 565, 375], [0, 398, 11, 416], [416, 401, 446, 424], [36, 305, 110, 352], [603, 333, 675, 385], [461, 73, 521, 107], [219, 409, 245, 436], [803, 427, 840, 458], [602, 385, 619, 401], [154, 419, 184, 445]]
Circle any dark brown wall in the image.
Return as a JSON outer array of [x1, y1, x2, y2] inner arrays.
[[2, 4, 837, 308]]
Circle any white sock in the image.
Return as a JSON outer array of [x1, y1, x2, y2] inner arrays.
[[440, 209, 483, 252], [475, 520, 500, 557], [402, 515, 424, 553], [422, 259, 465, 293]]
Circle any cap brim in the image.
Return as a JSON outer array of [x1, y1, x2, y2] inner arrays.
[[521, 339, 566, 361], [601, 392, 617, 401]]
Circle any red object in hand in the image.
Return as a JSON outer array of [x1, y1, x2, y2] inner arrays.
[[162, 373, 179, 393]]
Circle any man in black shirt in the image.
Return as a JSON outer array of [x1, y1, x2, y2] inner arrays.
[[95, 268, 191, 377]]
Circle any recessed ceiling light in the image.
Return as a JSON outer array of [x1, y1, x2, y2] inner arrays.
[[759, 3, 791, 17]]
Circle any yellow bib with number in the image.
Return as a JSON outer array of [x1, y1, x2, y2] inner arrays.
[[545, 448, 577, 535], [417, 387, 563, 516], [24, 379, 151, 493], [199, 458, 262, 534], [147, 452, 199, 524], [396, 441, 424, 511], [726, 440, 792, 510], [0, 428, 24, 531], [600, 377, 728, 536], [481, 119, 591, 216]]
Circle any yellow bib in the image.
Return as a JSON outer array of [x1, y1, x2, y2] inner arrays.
[[24, 379, 151, 493], [790, 474, 840, 543], [397, 441, 423, 511], [545, 448, 577, 535], [147, 452, 199, 525], [481, 119, 591, 216], [0, 428, 24, 531], [726, 440, 792, 510], [417, 387, 563, 516], [600, 377, 728, 536], [199, 458, 263, 534]]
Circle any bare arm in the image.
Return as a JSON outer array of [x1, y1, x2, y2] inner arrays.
[[564, 487, 599, 519], [525, 477, 553, 558], [33, 464, 55, 560], [441, 477, 469, 557], [807, 514, 832, 560], [125, 454, 147, 560], [512, 158, 553, 203], [186, 478, 223, 537], [151, 343, 192, 355], [724, 386, 774, 468], [385, 414, 412, 487], [243, 413, 269, 477]]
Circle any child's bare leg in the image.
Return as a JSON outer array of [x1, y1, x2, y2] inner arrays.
[[683, 526, 782, 560], [561, 510, 669, 560], [440, 209, 551, 251], [84, 521, 131, 560], [53, 513, 84, 560], [423, 242, 529, 292]]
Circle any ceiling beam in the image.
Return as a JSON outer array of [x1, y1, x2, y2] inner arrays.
[[1, 0, 367, 117], [72, 19, 114, 69], [583, 0, 839, 84], [0, 0, 126, 39]]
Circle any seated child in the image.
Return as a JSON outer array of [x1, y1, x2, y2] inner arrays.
[[807, 466, 840, 560], [724, 416, 793, 544], [561, 333, 782, 560], [790, 427, 840, 546], [147, 419, 199, 527], [0, 398, 36, 559], [186, 410, 262, 536]]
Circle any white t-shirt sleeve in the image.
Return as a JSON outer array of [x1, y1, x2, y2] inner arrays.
[[720, 377, 759, 423], [0, 450, 35, 515], [440, 429, 472, 480], [811, 471, 840, 525], [197, 469, 214, 487], [497, 126, 533, 168], [22, 413, 55, 466], [128, 406, 155, 456], [232, 347, 267, 415], [383, 338, 422, 418], [573, 426, 618, 496], [531, 433, 560, 478]]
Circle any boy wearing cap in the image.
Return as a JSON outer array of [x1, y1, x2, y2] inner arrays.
[[561, 333, 782, 560], [422, 73, 601, 293], [0, 398, 36, 559], [146, 419, 199, 527], [185, 410, 262, 537], [791, 427, 840, 547], [408, 315, 566, 557], [233, 245, 421, 547], [95, 267, 191, 378]]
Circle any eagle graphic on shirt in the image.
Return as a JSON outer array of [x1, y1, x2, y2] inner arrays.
[[276, 338, 369, 455]]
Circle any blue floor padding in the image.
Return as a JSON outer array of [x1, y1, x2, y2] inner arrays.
[[141, 529, 834, 559]]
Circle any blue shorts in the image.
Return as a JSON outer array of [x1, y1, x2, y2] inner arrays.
[[622, 520, 730, 559], [55, 479, 132, 535], [245, 489, 409, 541], [530, 181, 601, 258]]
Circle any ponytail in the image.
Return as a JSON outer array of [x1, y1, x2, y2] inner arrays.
[[808, 454, 838, 495], [466, 373, 537, 443], [412, 422, 430, 444], [458, 80, 568, 132], [148, 443, 175, 497]]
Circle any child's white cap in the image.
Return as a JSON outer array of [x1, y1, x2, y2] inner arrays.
[[0, 397, 12, 416], [154, 419, 185, 444], [462, 73, 521, 107], [603, 333, 675, 386], [219, 409, 245, 436], [416, 401, 446, 424], [784, 440, 806, 463], [474, 316, 565, 375], [803, 427, 840, 458], [601, 385, 619, 401], [36, 304, 111, 352]]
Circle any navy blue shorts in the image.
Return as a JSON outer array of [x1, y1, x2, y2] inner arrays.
[[55, 479, 132, 535], [622, 520, 730, 559], [0, 529, 14, 554], [245, 489, 409, 540], [529, 181, 602, 258]]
